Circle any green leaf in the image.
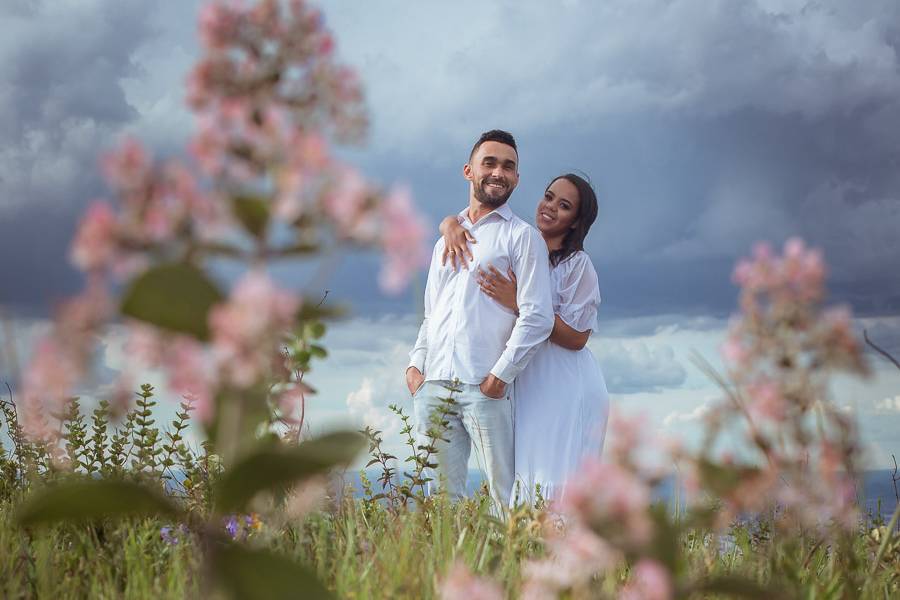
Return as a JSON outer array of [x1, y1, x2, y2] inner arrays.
[[121, 262, 224, 341], [309, 344, 327, 359], [212, 542, 333, 600], [205, 387, 269, 451], [307, 321, 326, 339], [16, 479, 178, 526], [214, 431, 365, 513], [231, 195, 271, 240]]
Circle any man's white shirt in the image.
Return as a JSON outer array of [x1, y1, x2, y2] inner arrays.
[[408, 202, 554, 385]]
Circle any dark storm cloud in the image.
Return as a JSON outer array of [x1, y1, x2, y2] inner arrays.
[[326, 0, 900, 318], [3, 0, 900, 321], [0, 1, 157, 313]]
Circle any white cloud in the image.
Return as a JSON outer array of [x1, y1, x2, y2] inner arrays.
[[345, 377, 389, 430], [663, 397, 715, 427], [875, 396, 900, 414], [590, 338, 687, 394]]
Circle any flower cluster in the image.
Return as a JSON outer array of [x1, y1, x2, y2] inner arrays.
[[438, 561, 504, 600], [520, 412, 669, 598], [491, 239, 870, 598], [72, 142, 222, 279], [223, 513, 264, 541], [20, 0, 429, 445], [18, 282, 112, 446], [697, 237, 869, 531], [160, 523, 190, 546]]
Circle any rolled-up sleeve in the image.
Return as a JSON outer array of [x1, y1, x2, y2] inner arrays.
[[489, 227, 554, 383]]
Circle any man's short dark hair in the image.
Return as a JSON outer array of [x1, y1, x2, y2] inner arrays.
[[469, 129, 518, 162]]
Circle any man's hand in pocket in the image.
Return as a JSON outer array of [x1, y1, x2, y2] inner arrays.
[[479, 373, 507, 399], [406, 366, 425, 396]]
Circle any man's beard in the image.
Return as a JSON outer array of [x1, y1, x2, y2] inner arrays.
[[474, 177, 513, 207]]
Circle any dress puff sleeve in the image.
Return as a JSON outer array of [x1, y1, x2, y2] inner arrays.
[[554, 251, 602, 333]]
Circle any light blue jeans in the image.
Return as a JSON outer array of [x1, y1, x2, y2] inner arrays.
[[412, 380, 514, 510]]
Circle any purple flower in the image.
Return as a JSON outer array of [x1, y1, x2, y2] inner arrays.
[[160, 524, 187, 545], [224, 515, 241, 540]]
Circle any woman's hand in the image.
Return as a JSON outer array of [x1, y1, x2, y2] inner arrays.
[[439, 216, 476, 270], [476, 266, 518, 314]]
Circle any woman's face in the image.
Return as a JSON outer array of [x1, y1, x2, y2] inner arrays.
[[536, 177, 580, 238]]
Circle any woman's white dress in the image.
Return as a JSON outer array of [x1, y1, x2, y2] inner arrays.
[[511, 250, 609, 504]]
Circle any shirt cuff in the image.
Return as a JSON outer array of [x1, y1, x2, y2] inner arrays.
[[408, 350, 426, 374], [490, 355, 522, 385]]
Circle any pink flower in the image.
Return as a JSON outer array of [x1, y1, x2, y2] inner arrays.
[[731, 258, 753, 287], [163, 338, 215, 422], [70, 202, 118, 272], [526, 523, 621, 592], [439, 562, 503, 600], [322, 168, 370, 236], [783, 236, 805, 260], [721, 319, 751, 370], [55, 281, 112, 340], [250, 0, 281, 36], [780, 237, 825, 302], [166, 162, 222, 229], [186, 59, 216, 110], [561, 458, 654, 545], [125, 323, 167, 367], [317, 32, 334, 55], [209, 271, 300, 387], [189, 115, 226, 174], [379, 185, 429, 294], [291, 132, 329, 171], [101, 138, 150, 190], [198, 2, 242, 50], [274, 383, 312, 424], [274, 169, 306, 222], [746, 378, 787, 422], [620, 560, 673, 600], [752, 241, 773, 262], [19, 337, 82, 442], [821, 305, 859, 357]]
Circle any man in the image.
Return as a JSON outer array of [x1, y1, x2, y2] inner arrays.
[[406, 129, 554, 509]]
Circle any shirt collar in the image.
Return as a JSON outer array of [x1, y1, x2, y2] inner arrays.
[[459, 202, 514, 225]]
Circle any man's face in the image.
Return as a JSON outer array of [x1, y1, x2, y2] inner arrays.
[[464, 141, 519, 207]]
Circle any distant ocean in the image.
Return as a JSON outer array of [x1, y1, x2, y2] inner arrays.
[[350, 468, 899, 521]]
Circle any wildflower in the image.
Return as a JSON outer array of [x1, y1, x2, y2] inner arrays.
[[321, 168, 372, 239], [619, 560, 673, 600], [160, 524, 188, 545], [438, 562, 503, 600], [244, 513, 263, 532], [164, 338, 215, 422], [379, 185, 429, 294], [223, 515, 241, 540], [198, 1, 241, 50], [70, 202, 118, 272], [561, 458, 654, 545], [101, 137, 149, 191], [746, 378, 787, 422], [209, 270, 300, 388], [524, 523, 621, 593]]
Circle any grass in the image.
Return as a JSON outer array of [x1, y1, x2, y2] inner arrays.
[[0, 483, 897, 599]]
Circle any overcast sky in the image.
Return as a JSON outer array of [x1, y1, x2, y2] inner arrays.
[[2, 1, 900, 468]]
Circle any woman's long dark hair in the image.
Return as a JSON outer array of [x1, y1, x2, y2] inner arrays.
[[546, 173, 598, 267]]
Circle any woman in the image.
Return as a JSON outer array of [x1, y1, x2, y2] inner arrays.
[[439, 173, 609, 504]]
